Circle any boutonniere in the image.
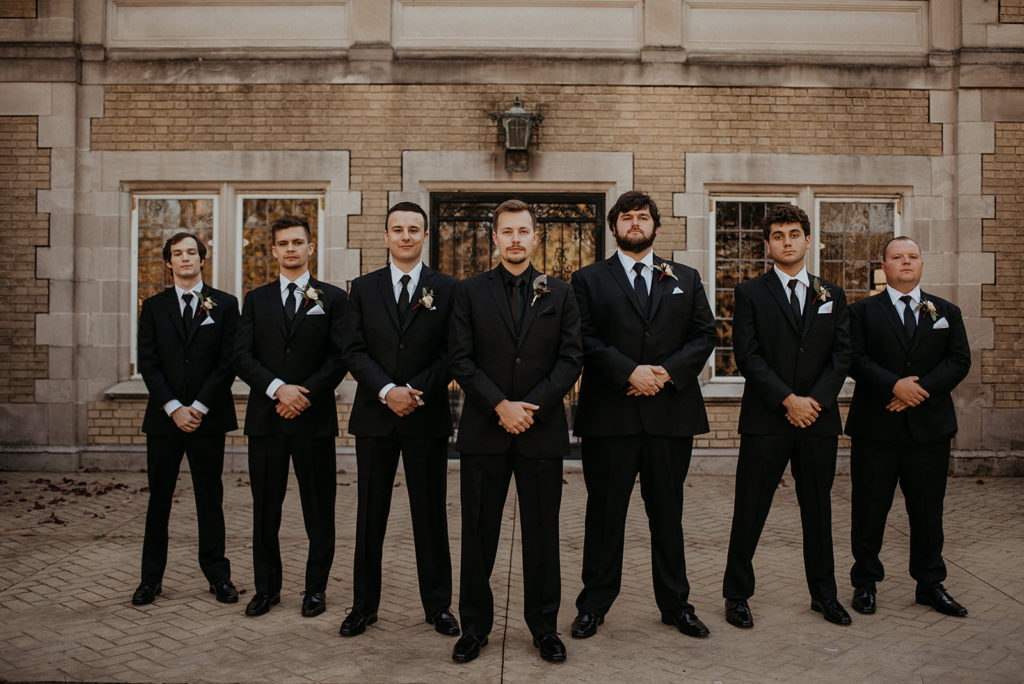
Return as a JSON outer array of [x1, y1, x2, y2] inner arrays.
[[531, 274, 550, 307], [193, 290, 217, 317], [916, 299, 938, 322], [412, 288, 436, 311], [653, 261, 677, 282], [810, 277, 831, 306], [301, 284, 324, 310]]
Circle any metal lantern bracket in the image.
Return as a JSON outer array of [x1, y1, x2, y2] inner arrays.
[[490, 95, 543, 172]]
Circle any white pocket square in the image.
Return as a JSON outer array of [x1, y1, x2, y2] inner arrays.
[[306, 304, 326, 315], [671, 287, 685, 295], [933, 316, 949, 329], [200, 316, 215, 326], [817, 301, 833, 314]]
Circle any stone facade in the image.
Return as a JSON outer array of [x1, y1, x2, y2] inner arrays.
[[1002, 0, 1024, 22]]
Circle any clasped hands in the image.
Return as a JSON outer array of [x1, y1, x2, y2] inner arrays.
[[887, 376, 929, 412], [385, 386, 424, 417], [171, 406, 203, 433], [275, 383, 311, 419], [626, 365, 670, 396], [783, 393, 821, 428], [496, 399, 540, 434]]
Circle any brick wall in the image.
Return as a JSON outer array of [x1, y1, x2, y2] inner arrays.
[[0, 117, 50, 403], [981, 123, 1024, 408], [91, 85, 940, 271], [0, 1, 36, 18], [696, 401, 851, 450], [1001, 0, 1024, 22]]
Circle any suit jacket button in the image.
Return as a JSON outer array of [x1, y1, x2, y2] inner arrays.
[[515, 358, 522, 364], [285, 348, 291, 354], [799, 347, 804, 353], [399, 343, 406, 350]]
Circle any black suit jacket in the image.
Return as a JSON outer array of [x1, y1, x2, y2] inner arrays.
[[734, 270, 850, 436], [343, 265, 456, 439], [235, 278, 347, 437], [138, 285, 239, 436], [845, 290, 970, 442], [571, 255, 717, 438], [449, 267, 583, 459]]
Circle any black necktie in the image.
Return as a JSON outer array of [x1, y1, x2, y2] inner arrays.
[[900, 295, 917, 340], [284, 282, 297, 323], [182, 293, 194, 334], [397, 274, 411, 324], [509, 276, 525, 330], [633, 262, 649, 315], [788, 279, 803, 326]]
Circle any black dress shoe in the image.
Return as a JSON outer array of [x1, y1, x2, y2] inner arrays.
[[662, 610, 710, 637], [338, 610, 377, 636], [570, 612, 603, 639], [244, 592, 280, 617], [533, 632, 567, 662], [851, 588, 876, 615], [811, 597, 852, 625], [452, 634, 487, 663], [725, 599, 753, 628], [301, 591, 326, 617], [209, 580, 239, 604], [426, 608, 460, 636], [916, 585, 967, 617], [131, 582, 161, 605]]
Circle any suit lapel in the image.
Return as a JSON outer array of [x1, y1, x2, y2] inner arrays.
[[800, 274, 818, 338], [161, 287, 188, 342], [877, 290, 911, 351], [606, 256, 646, 320], [184, 285, 206, 346], [289, 278, 318, 338], [266, 282, 289, 341], [762, 272, 801, 335], [376, 268, 402, 333], [485, 269, 517, 340], [517, 268, 541, 345], [648, 256, 673, 321], [909, 291, 935, 352], [402, 267, 434, 334]]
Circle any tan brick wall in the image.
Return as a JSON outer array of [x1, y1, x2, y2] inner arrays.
[[981, 123, 1024, 408], [87, 398, 356, 449], [0, 1, 36, 18], [1001, 0, 1024, 22], [0, 117, 50, 403], [91, 85, 940, 272], [696, 401, 851, 450]]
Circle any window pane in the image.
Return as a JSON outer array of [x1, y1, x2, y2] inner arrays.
[[241, 197, 320, 299], [136, 197, 215, 320], [819, 200, 896, 304]]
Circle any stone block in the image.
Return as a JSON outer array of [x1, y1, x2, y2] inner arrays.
[[957, 155, 982, 195], [48, 280, 73, 314], [954, 406, 983, 449], [957, 89, 983, 122], [929, 90, 956, 124], [48, 346, 73, 379], [957, 251, 994, 284], [982, 408, 1024, 450], [0, 83, 51, 116], [35, 378, 73, 403], [957, 195, 995, 219], [37, 189, 74, 215], [957, 218, 983, 252], [36, 247, 74, 280], [925, 219, 957, 252], [954, 282, 983, 317], [956, 122, 995, 154], [930, 155, 955, 198], [963, 316, 993, 349], [35, 313, 73, 346], [38, 115, 75, 149], [673, 192, 705, 219]]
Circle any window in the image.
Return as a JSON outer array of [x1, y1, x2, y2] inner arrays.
[[238, 195, 323, 299], [131, 195, 218, 372], [710, 196, 899, 378]]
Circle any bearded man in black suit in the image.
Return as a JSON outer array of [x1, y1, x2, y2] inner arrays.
[[235, 215, 347, 618], [569, 190, 717, 641], [846, 236, 971, 618], [338, 202, 459, 638], [448, 199, 582, 664], [722, 204, 852, 628], [134, 232, 239, 606]]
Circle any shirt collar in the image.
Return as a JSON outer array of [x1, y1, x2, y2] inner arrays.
[[773, 265, 809, 290], [497, 262, 533, 287], [280, 271, 310, 292], [389, 261, 423, 288], [175, 282, 204, 300], [617, 249, 654, 275], [886, 284, 921, 307]]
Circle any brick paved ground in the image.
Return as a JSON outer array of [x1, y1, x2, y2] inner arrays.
[[1, 468, 1021, 683]]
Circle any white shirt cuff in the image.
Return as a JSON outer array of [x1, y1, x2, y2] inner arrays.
[[266, 378, 285, 400], [190, 400, 209, 415], [163, 399, 184, 416], [378, 383, 397, 404]]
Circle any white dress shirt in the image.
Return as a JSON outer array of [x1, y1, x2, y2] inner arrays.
[[773, 265, 810, 312], [379, 261, 426, 404], [617, 249, 654, 295], [887, 284, 922, 319], [266, 271, 311, 400]]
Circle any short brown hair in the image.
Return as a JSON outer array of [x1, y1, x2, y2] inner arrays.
[[492, 199, 536, 230], [608, 190, 661, 230], [763, 204, 810, 240], [270, 215, 312, 242], [162, 232, 207, 264], [385, 201, 428, 232]]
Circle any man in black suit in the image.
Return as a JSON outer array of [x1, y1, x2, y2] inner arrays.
[[448, 199, 582, 664], [235, 215, 347, 618], [722, 204, 852, 628], [569, 191, 717, 640], [338, 202, 459, 638], [134, 232, 239, 606], [846, 236, 971, 618]]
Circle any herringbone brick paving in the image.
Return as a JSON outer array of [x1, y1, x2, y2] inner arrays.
[[0, 469, 1021, 682]]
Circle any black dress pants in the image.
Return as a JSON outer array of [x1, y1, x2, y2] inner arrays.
[[458, 445, 563, 638], [723, 433, 839, 602], [850, 430, 951, 592], [248, 434, 337, 595], [351, 433, 452, 616], [141, 432, 230, 585], [575, 434, 694, 617]]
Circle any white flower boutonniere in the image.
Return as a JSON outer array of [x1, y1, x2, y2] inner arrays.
[[193, 290, 217, 318], [301, 285, 325, 311], [413, 288, 436, 311], [531, 274, 550, 307], [916, 299, 938, 322], [811, 277, 831, 306], [653, 262, 677, 282]]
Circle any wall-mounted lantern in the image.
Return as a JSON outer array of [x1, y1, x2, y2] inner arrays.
[[490, 95, 543, 172]]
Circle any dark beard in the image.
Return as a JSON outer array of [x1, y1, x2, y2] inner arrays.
[[613, 227, 657, 253]]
